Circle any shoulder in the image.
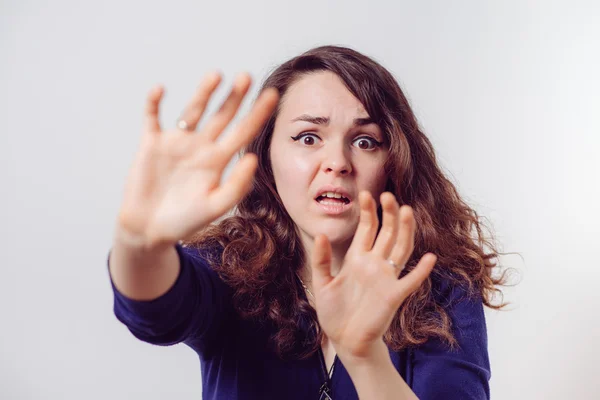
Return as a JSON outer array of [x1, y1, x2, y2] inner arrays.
[[426, 273, 489, 356]]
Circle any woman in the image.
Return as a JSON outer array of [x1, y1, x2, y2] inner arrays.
[[108, 45, 505, 399]]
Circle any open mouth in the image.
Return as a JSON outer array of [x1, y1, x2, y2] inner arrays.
[[315, 193, 351, 205]]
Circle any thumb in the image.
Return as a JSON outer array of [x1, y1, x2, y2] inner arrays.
[[311, 234, 334, 291]]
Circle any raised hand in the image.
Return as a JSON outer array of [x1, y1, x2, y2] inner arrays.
[[117, 72, 279, 249], [310, 191, 437, 363]]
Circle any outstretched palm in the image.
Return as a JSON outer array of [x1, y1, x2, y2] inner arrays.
[[118, 73, 279, 248], [311, 191, 437, 361]]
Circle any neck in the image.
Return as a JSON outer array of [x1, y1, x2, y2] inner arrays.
[[298, 232, 351, 295]]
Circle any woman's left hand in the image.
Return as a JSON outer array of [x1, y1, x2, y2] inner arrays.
[[310, 191, 437, 365]]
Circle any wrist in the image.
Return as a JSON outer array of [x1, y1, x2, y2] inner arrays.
[[338, 339, 392, 373], [113, 222, 173, 254], [341, 340, 417, 400]]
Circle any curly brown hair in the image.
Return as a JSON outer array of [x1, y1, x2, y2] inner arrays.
[[183, 45, 508, 360]]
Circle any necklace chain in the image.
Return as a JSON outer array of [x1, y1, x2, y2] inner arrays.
[[299, 277, 314, 299]]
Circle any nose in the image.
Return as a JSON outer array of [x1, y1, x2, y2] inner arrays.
[[322, 142, 352, 176]]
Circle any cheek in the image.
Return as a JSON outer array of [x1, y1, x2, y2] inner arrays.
[[271, 151, 315, 198], [359, 163, 389, 194], [279, 154, 312, 177]]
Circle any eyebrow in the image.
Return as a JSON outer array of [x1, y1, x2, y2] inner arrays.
[[291, 114, 375, 127]]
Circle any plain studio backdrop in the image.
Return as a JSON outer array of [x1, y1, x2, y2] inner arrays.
[[1, 1, 598, 399]]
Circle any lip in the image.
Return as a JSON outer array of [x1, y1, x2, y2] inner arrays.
[[315, 198, 353, 215], [314, 185, 354, 215]]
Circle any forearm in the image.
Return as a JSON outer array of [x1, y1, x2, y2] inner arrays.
[[344, 340, 418, 400], [108, 225, 180, 301]]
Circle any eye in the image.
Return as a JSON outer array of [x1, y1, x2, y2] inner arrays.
[[290, 132, 321, 146], [352, 136, 382, 150]]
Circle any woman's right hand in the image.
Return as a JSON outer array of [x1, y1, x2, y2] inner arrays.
[[116, 72, 279, 250]]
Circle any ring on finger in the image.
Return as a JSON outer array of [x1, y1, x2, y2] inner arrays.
[[176, 118, 192, 131], [386, 259, 404, 272]]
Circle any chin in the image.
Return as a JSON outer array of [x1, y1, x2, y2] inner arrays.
[[310, 223, 356, 246]]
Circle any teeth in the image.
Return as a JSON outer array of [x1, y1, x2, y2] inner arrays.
[[317, 191, 349, 204], [321, 191, 345, 199]]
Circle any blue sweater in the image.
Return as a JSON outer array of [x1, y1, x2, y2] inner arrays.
[[108, 244, 491, 399]]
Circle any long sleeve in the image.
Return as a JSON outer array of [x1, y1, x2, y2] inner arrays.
[[107, 243, 233, 352], [410, 278, 491, 400]]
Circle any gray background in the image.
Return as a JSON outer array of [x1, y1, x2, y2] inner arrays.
[[1, 0, 599, 399]]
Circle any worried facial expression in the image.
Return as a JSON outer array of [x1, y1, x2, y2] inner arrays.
[[269, 71, 389, 247]]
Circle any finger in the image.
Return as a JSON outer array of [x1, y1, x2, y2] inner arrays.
[[348, 191, 378, 252], [178, 71, 222, 132], [388, 205, 416, 269], [392, 253, 437, 304], [205, 153, 258, 216], [202, 72, 252, 141], [311, 234, 334, 291], [144, 84, 165, 134], [371, 192, 400, 258], [218, 88, 279, 160]]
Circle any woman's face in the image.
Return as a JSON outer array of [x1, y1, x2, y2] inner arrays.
[[269, 70, 389, 248]]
